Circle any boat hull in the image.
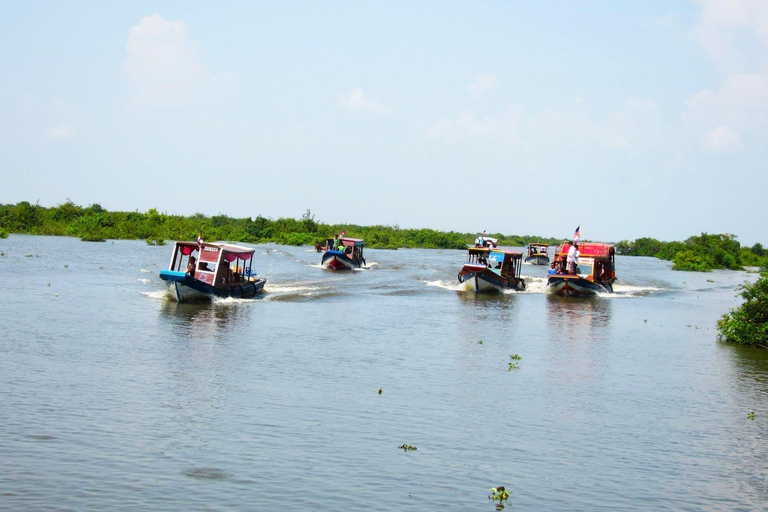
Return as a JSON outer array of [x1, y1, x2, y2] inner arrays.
[[159, 270, 266, 302], [458, 265, 525, 293], [321, 250, 364, 270], [546, 275, 613, 297], [525, 254, 550, 265]]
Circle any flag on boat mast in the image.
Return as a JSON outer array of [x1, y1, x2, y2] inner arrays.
[[196, 230, 203, 244], [573, 225, 580, 244]]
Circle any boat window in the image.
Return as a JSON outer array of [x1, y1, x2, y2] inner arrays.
[[197, 262, 217, 273], [576, 263, 593, 276]]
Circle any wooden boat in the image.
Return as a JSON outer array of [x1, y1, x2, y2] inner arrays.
[[321, 237, 365, 270], [159, 242, 266, 302], [458, 247, 526, 292], [547, 242, 616, 297], [525, 243, 550, 265]]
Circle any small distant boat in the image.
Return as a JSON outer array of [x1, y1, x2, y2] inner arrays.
[[547, 242, 616, 297], [159, 242, 266, 302], [458, 247, 526, 292], [321, 237, 365, 270], [525, 243, 549, 265]]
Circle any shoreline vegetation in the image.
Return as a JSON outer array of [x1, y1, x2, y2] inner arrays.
[[718, 277, 768, 348], [0, 201, 560, 251], [2, 201, 766, 274], [616, 235, 768, 274]]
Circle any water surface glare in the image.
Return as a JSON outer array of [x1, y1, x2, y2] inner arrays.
[[1, 235, 767, 511]]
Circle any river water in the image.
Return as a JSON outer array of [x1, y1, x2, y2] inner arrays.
[[1, 235, 766, 511]]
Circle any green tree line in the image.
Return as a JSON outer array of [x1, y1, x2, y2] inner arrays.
[[0, 201, 561, 250], [615, 234, 768, 272]]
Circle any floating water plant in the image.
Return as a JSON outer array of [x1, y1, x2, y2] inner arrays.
[[508, 354, 521, 370], [509, 354, 521, 360], [748, 412, 756, 420], [378, 388, 382, 395], [489, 486, 510, 502], [398, 444, 417, 451], [477, 339, 483, 344]]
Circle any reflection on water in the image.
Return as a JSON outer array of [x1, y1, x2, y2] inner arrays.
[[158, 300, 248, 340], [546, 295, 613, 340]]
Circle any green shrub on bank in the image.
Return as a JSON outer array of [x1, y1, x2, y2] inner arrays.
[[0, 228, 7, 239], [617, 232, 764, 272], [0, 200, 560, 250], [718, 277, 768, 347]]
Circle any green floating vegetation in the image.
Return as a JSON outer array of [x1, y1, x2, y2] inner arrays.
[[717, 277, 768, 348], [616, 233, 767, 272], [0, 201, 559, 250], [398, 444, 417, 452], [477, 339, 483, 344], [508, 354, 522, 370], [489, 486, 511, 502], [145, 238, 166, 246], [748, 412, 756, 420]]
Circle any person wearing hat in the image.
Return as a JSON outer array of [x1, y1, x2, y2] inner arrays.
[[567, 241, 580, 274]]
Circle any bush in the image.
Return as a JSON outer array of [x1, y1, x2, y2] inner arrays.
[[0, 228, 7, 239], [672, 250, 711, 272], [718, 278, 768, 347]]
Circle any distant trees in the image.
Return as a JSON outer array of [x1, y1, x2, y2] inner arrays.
[[616, 233, 767, 272], [0, 201, 555, 250]]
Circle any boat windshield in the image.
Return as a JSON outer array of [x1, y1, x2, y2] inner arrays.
[[576, 262, 593, 277]]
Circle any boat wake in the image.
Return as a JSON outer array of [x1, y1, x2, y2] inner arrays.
[[140, 268, 153, 274], [137, 278, 154, 284], [141, 288, 176, 300], [608, 282, 666, 298], [263, 282, 342, 301], [423, 279, 470, 292]]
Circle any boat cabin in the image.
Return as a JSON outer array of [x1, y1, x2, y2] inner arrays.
[[168, 241, 257, 288], [466, 247, 522, 278], [552, 242, 615, 282], [526, 243, 548, 258], [324, 237, 365, 261], [488, 249, 523, 279]]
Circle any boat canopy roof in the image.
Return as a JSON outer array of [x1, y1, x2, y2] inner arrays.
[[175, 241, 255, 255], [490, 249, 522, 262], [528, 243, 548, 248], [336, 237, 364, 246], [467, 246, 491, 253], [555, 242, 614, 258]]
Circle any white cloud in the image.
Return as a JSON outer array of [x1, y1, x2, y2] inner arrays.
[[47, 125, 75, 140], [601, 97, 663, 150], [685, 73, 768, 136], [690, 0, 768, 69], [702, 126, 744, 151], [425, 112, 497, 142], [337, 88, 393, 114], [468, 74, 498, 99], [123, 13, 210, 106]]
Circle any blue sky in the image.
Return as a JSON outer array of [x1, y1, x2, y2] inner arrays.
[[1, 1, 766, 244]]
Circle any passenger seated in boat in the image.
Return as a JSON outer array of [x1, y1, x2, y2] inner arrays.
[[199, 262, 212, 272], [548, 262, 558, 276], [185, 256, 197, 275]]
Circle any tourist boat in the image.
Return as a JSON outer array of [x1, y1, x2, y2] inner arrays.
[[525, 243, 550, 265], [458, 247, 526, 292], [321, 237, 365, 270], [547, 242, 616, 297], [159, 242, 266, 302]]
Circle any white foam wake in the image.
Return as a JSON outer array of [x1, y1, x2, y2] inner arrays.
[[423, 279, 470, 292]]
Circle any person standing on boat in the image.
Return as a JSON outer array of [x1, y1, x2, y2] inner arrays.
[[185, 256, 197, 275], [567, 242, 580, 274], [333, 235, 341, 251]]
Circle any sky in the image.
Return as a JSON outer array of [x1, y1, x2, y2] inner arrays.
[[0, 0, 766, 244]]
